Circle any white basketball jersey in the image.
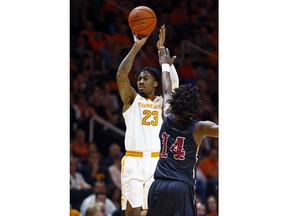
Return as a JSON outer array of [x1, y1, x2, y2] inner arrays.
[[123, 94, 163, 152]]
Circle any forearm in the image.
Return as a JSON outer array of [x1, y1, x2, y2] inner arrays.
[[161, 64, 172, 118], [162, 64, 172, 95], [156, 25, 178, 90], [170, 64, 179, 91], [116, 43, 141, 79], [116, 42, 142, 107]]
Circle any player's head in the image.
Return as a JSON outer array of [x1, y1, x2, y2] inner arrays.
[[168, 84, 202, 119], [136, 67, 161, 97]]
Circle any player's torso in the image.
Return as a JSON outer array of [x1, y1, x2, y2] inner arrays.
[[123, 94, 163, 152], [155, 114, 200, 186]]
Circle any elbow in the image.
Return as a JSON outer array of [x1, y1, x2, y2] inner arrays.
[[116, 68, 127, 81], [116, 70, 122, 81], [116, 69, 120, 78]]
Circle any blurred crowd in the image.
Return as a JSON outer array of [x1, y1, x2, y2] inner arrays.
[[70, 0, 218, 215]]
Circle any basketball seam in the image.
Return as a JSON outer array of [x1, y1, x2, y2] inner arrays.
[[129, 19, 156, 33], [128, 17, 156, 24], [130, 8, 156, 17]]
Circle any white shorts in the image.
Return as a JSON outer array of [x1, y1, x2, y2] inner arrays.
[[121, 154, 159, 210]]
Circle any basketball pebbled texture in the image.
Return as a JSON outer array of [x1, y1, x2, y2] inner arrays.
[[128, 6, 157, 36]]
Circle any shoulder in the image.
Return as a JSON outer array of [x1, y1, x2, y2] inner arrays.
[[135, 93, 143, 100], [194, 120, 218, 139], [195, 120, 215, 129], [155, 95, 163, 102], [195, 120, 204, 126], [123, 93, 139, 113]]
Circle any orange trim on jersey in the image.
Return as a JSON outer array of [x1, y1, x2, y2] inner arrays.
[[145, 96, 158, 101], [125, 151, 160, 158], [121, 155, 127, 176]]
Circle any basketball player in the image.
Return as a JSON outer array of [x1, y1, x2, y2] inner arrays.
[[116, 26, 178, 216], [147, 47, 219, 216]]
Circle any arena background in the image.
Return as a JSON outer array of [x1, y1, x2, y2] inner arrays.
[[1, 0, 288, 216], [70, 0, 218, 214]]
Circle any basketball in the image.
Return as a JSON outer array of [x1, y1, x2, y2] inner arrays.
[[128, 6, 157, 36]]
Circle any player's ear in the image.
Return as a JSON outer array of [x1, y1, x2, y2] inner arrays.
[[153, 81, 158, 88]]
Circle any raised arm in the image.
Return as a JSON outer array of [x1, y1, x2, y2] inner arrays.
[[157, 25, 179, 91], [158, 46, 176, 120], [116, 33, 150, 112], [193, 121, 219, 146]]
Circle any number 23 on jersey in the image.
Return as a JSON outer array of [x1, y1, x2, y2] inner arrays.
[[142, 110, 159, 126]]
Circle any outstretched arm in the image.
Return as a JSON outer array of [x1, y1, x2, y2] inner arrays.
[[157, 25, 179, 91], [158, 46, 176, 120], [193, 121, 219, 145], [116, 33, 150, 112]]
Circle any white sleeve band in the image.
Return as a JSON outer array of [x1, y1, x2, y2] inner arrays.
[[170, 64, 179, 91], [161, 63, 170, 73]]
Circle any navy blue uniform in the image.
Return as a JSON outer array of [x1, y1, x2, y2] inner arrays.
[[148, 114, 200, 216]]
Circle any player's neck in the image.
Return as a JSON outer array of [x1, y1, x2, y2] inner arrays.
[[144, 93, 156, 101]]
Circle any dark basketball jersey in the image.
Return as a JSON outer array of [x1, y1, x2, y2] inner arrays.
[[154, 114, 200, 187]]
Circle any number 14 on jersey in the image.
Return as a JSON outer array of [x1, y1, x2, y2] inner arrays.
[[160, 132, 186, 160]]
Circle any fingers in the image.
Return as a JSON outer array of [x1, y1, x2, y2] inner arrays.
[[158, 46, 165, 57], [132, 32, 139, 42], [159, 46, 175, 59], [157, 25, 166, 50], [165, 48, 170, 57], [171, 55, 177, 64], [158, 46, 172, 57], [133, 32, 151, 45], [162, 25, 166, 34], [159, 26, 166, 37]]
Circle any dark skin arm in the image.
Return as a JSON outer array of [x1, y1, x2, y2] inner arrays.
[[157, 25, 179, 90], [116, 33, 150, 112], [158, 46, 176, 120], [193, 121, 219, 146]]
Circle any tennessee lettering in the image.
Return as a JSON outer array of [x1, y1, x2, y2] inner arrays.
[[138, 102, 162, 109]]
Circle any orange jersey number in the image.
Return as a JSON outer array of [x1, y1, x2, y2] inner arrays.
[[142, 110, 159, 126]]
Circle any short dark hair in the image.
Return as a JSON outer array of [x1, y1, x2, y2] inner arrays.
[[135, 66, 162, 96], [168, 84, 202, 119]]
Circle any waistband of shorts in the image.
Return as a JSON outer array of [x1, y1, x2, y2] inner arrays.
[[125, 151, 160, 158]]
